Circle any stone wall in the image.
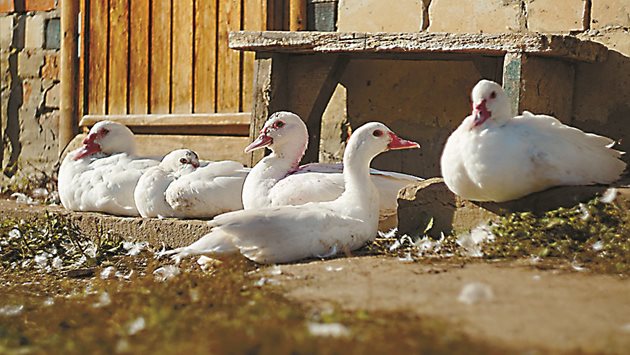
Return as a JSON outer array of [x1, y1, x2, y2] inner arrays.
[[322, 0, 630, 179], [1, 0, 60, 191]]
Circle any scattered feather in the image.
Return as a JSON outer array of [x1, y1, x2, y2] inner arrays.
[[34, 253, 49, 269], [11, 192, 37, 205], [456, 225, 495, 257], [458, 282, 494, 305], [43, 298, 55, 307], [31, 188, 49, 199], [153, 265, 180, 282], [599, 188, 618, 204], [268, 265, 283, 276], [51, 256, 63, 269], [397, 253, 414, 263], [100, 266, 116, 279], [123, 241, 148, 256], [93, 292, 111, 308], [0, 305, 24, 317], [127, 317, 146, 335], [307, 322, 350, 338], [377, 228, 398, 239], [591, 240, 604, 252], [189, 289, 200, 303], [253, 277, 279, 287], [197, 256, 222, 271], [571, 261, 587, 272], [324, 266, 343, 272], [579, 203, 591, 221]]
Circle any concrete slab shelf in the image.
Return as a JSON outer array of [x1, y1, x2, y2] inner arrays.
[[229, 31, 608, 63]]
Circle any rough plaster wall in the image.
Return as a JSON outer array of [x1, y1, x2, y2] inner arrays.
[[320, 59, 494, 178], [574, 28, 630, 164], [0, 8, 60, 190], [337, 0, 426, 32]]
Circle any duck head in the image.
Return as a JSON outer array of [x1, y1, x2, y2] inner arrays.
[[345, 122, 420, 164], [470, 80, 511, 129], [74, 121, 137, 160], [160, 149, 200, 172], [244, 111, 309, 158]]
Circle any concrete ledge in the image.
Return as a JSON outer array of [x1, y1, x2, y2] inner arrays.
[[229, 31, 609, 63], [397, 178, 629, 237], [0, 200, 211, 248]]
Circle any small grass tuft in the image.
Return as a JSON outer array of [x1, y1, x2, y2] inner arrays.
[[0, 212, 126, 270]]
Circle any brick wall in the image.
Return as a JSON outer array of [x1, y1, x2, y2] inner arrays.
[[1, 0, 60, 191]]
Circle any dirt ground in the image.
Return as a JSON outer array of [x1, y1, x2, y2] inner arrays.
[[272, 256, 630, 354]]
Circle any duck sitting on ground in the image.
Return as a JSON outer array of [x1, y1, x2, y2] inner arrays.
[[440, 79, 626, 202], [241, 111, 423, 224], [161, 122, 420, 264], [58, 121, 159, 216], [135, 149, 249, 219]]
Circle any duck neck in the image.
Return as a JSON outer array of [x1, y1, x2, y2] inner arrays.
[[339, 145, 376, 204], [242, 140, 307, 209]]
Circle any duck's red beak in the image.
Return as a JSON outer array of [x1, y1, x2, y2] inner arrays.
[[387, 132, 420, 150], [472, 99, 491, 127], [74, 139, 101, 160], [244, 132, 273, 153]]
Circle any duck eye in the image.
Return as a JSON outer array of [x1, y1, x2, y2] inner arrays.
[[490, 91, 497, 99], [372, 129, 383, 137], [275, 121, 285, 128], [179, 158, 187, 164]]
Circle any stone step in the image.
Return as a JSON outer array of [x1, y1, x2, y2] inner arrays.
[[0, 199, 211, 249], [397, 178, 630, 238]]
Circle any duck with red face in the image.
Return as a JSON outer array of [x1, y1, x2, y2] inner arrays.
[[58, 121, 159, 216], [441, 79, 626, 202]]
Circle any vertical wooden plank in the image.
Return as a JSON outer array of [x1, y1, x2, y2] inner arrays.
[[216, 0, 241, 112], [289, 0, 306, 30], [150, 0, 172, 113], [87, 0, 108, 114], [108, 0, 129, 114], [78, 0, 86, 117], [129, 0, 150, 114], [171, 0, 193, 113], [60, 0, 80, 153], [193, 0, 217, 113], [242, 0, 266, 112]]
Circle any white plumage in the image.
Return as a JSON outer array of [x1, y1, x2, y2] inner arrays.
[[135, 149, 249, 219], [441, 79, 626, 202], [162, 159, 248, 219], [241, 111, 423, 220], [58, 121, 159, 216], [162, 121, 420, 264]]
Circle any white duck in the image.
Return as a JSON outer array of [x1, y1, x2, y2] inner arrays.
[[58, 121, 159, 216], [241, 111, 423, 222], [441, 79, 626, 202], [160, 155, 248, 219], [162, 122, 420, 264], [134, 149, 199, 218]]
